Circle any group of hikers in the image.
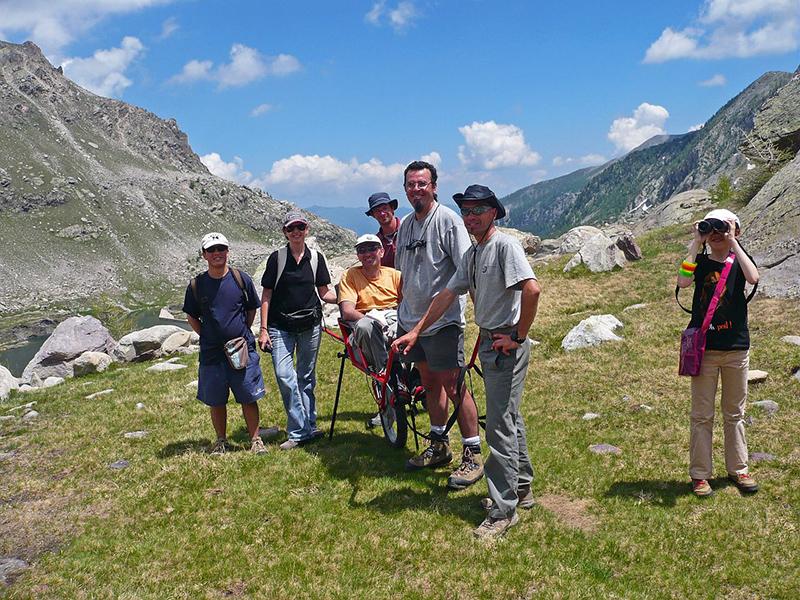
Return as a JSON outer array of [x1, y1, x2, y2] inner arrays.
[[182, 159, 760, 540]]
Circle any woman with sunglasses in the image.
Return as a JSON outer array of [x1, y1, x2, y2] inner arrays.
[[259, 211, 337, 449], [676, 208, 760, 497]]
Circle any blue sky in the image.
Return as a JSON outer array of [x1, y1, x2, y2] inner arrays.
[[2, 0, 798, 208]]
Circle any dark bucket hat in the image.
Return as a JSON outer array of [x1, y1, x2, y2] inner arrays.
[[365, 192, 399, 216], [452, 184, 506, 220]]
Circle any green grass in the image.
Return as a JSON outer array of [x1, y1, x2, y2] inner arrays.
[[2, 227, 799, 599]]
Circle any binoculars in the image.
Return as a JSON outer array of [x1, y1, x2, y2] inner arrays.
[[698, 218, 730, 234]]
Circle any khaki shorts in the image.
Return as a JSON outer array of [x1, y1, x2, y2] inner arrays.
[[396, 324, 464, 372]]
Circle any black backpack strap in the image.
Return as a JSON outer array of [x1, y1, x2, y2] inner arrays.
[[229, 267, 249, 304], [675, 285, 692, 314]]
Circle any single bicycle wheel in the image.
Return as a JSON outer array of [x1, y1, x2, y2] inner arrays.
[[372, 380, 408, 449]]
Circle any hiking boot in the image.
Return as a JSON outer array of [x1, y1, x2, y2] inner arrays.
[[447, 446, 484, 490], [480, 487, 536, 511], [208, 438, 230, 455], [280, 439, 301, 451], [728, 473, 759, 493], [691, 478, 713, 497], [250, 437, 268, 455], [406, 437, 452, 470], [473, 512, 520, 540]]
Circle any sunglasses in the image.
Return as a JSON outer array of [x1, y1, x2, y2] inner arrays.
[[356, 244, 382, 254], [205, 245, 228, 253], [460, 205, 494, 217], [285, 223, 307, 232]]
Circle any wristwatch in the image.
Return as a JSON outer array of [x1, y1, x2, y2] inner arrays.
[[511, 332, 525, 344]]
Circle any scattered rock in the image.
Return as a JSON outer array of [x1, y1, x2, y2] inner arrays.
[[622, 303, 647, 312], [85, 388, 113, 400], [18, 385, 34, 393], [781, 335, 800, 346], [558, 226, 605, 254], [631, 404, 653, 412], [158, 307, 176, 320], [0, 557, 29, 585], [146, 362, 187, 373], [109, 459, 129, 470], [5, 401, 36, 412], [20, 315, 116, 385], [135, 402, 145, 410], [21, 410, 39, 421], [0, 450, 16, 460], [589, 443, 621, 455], [752, 400, 778, 415], [123, 430, 148, 439], [582, 412, 601, 421], [0, 415, 16, 423], [747, 370, 769, 384], [113, 325, 186, 362], [749, 452, 776, 464], [615, 234, 642, 261], [72, 351, 113, 376], [563, 232, 627, 273], [0, 366, 18, 400], [161, 330, 193, 355], [562, 314, 623, 351], [42, 376, 64, 388]]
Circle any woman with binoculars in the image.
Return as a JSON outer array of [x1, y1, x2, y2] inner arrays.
[[676, 208, 760, 497]]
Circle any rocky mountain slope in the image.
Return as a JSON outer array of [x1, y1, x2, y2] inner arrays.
[[501, 70, 793, 238], [0, 41, 354, 313]]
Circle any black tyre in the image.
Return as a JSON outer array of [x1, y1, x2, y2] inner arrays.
[[376, 382, 408, 449]]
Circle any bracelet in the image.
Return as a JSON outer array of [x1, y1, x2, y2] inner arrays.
[[680, 260, 697, 271], [679, 268, 694, 278]]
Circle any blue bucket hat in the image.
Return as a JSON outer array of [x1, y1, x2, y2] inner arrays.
[[365, 192, 399, 216], [452, 184, 506, 220]]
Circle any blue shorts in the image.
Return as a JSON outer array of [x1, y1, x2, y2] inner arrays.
[[197, 350, 266, 407]]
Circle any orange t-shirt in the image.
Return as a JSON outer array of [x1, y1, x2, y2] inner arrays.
[[338, 266, 400, 312]]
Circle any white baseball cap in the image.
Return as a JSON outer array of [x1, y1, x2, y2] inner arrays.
[[355, 233, 382, 248], [704, 208, 740, 229], [201, 232, 230, 250]]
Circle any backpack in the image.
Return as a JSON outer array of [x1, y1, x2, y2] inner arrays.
[[190, 267, 249, 307], [274, 245, 322, 286]]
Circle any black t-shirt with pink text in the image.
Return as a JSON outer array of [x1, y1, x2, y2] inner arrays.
[[688, 253, 750, 351]]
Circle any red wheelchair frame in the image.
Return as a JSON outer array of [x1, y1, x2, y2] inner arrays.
[[324, 320, 484, 450]]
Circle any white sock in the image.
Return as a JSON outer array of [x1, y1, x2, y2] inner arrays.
[[430, 425, 446, 436], [462, 436, 480, 448]]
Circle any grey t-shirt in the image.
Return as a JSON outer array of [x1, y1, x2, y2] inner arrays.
[[395, 203, 471, 335], [447, 231, 536, 330]]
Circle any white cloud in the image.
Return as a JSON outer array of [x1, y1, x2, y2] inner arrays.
[[688, 123, 705, 132], [607, 103, 670, 153], [158, 17, 179, 40], [552, 154, 607, 168], [699, 73, 727, 87], [60, 36, 145, 98], [644, 0, 799, 62], [421, 152, 442, 167], [1, 0, 174, 56], [457, 121, 541, 170], [169, 44, 301, 88], [200, 153, 254, 185], [261, 155, 406, 191], [250, 103, 273, 117], [365, 1, 419, 32]]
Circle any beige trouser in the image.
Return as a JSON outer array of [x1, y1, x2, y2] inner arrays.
[[689, 349, 750, 480]]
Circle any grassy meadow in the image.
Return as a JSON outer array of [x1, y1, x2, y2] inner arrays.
[[1, 223, 799, 599]]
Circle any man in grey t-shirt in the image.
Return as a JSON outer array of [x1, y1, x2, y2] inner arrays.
[[394, 160, 483, 490], [393, 184, 541, 540]]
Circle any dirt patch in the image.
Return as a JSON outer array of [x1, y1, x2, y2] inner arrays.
[[537, 494, 600, 534]]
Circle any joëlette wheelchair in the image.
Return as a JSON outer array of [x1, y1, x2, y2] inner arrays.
[[324, 320, 485, 450]]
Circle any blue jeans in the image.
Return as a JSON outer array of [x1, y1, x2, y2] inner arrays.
[[269, 324, 322, 441]]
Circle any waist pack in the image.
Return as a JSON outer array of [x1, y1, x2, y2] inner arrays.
[[223, 337, 249, 370], [280, 306, 322, 332]]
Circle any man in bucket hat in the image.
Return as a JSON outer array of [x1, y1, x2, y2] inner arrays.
[[394, 184, 541, 539], [365, 192, 402, 268]]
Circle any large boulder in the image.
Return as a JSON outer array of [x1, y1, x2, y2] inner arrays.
[[0, 365, 18, 400], [558, 226, 605, 254], [562, 314, 623, 351], [20, 316, 115, 385], [160, 330, 199, 355], [564, 233, 627, 273], [113, 325, 187, 362], [497, 226, 541, 255], [72, 351, 113, 377]]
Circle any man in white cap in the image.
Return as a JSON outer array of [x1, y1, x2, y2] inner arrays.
[[338, 234, 401, 372], [183, 232, 268, 455]]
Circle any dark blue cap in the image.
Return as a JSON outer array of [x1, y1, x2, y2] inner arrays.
[[365, 192, 399, 216]]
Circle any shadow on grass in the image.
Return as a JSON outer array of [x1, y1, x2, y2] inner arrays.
[[157, 438, 209, 458], [604, 479, 694, 507], [351, 485, 482, 526]]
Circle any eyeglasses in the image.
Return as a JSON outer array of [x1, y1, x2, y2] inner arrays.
[[404, 181, 431, 191], [356, 244, 381, 254], [205, 245, 228, 253], [405, 239, 427, 251], [460, 205, 494, 217], [285, 223, 307, 232]]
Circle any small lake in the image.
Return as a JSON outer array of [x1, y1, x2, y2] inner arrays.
[[0, 308, 192, 378]]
